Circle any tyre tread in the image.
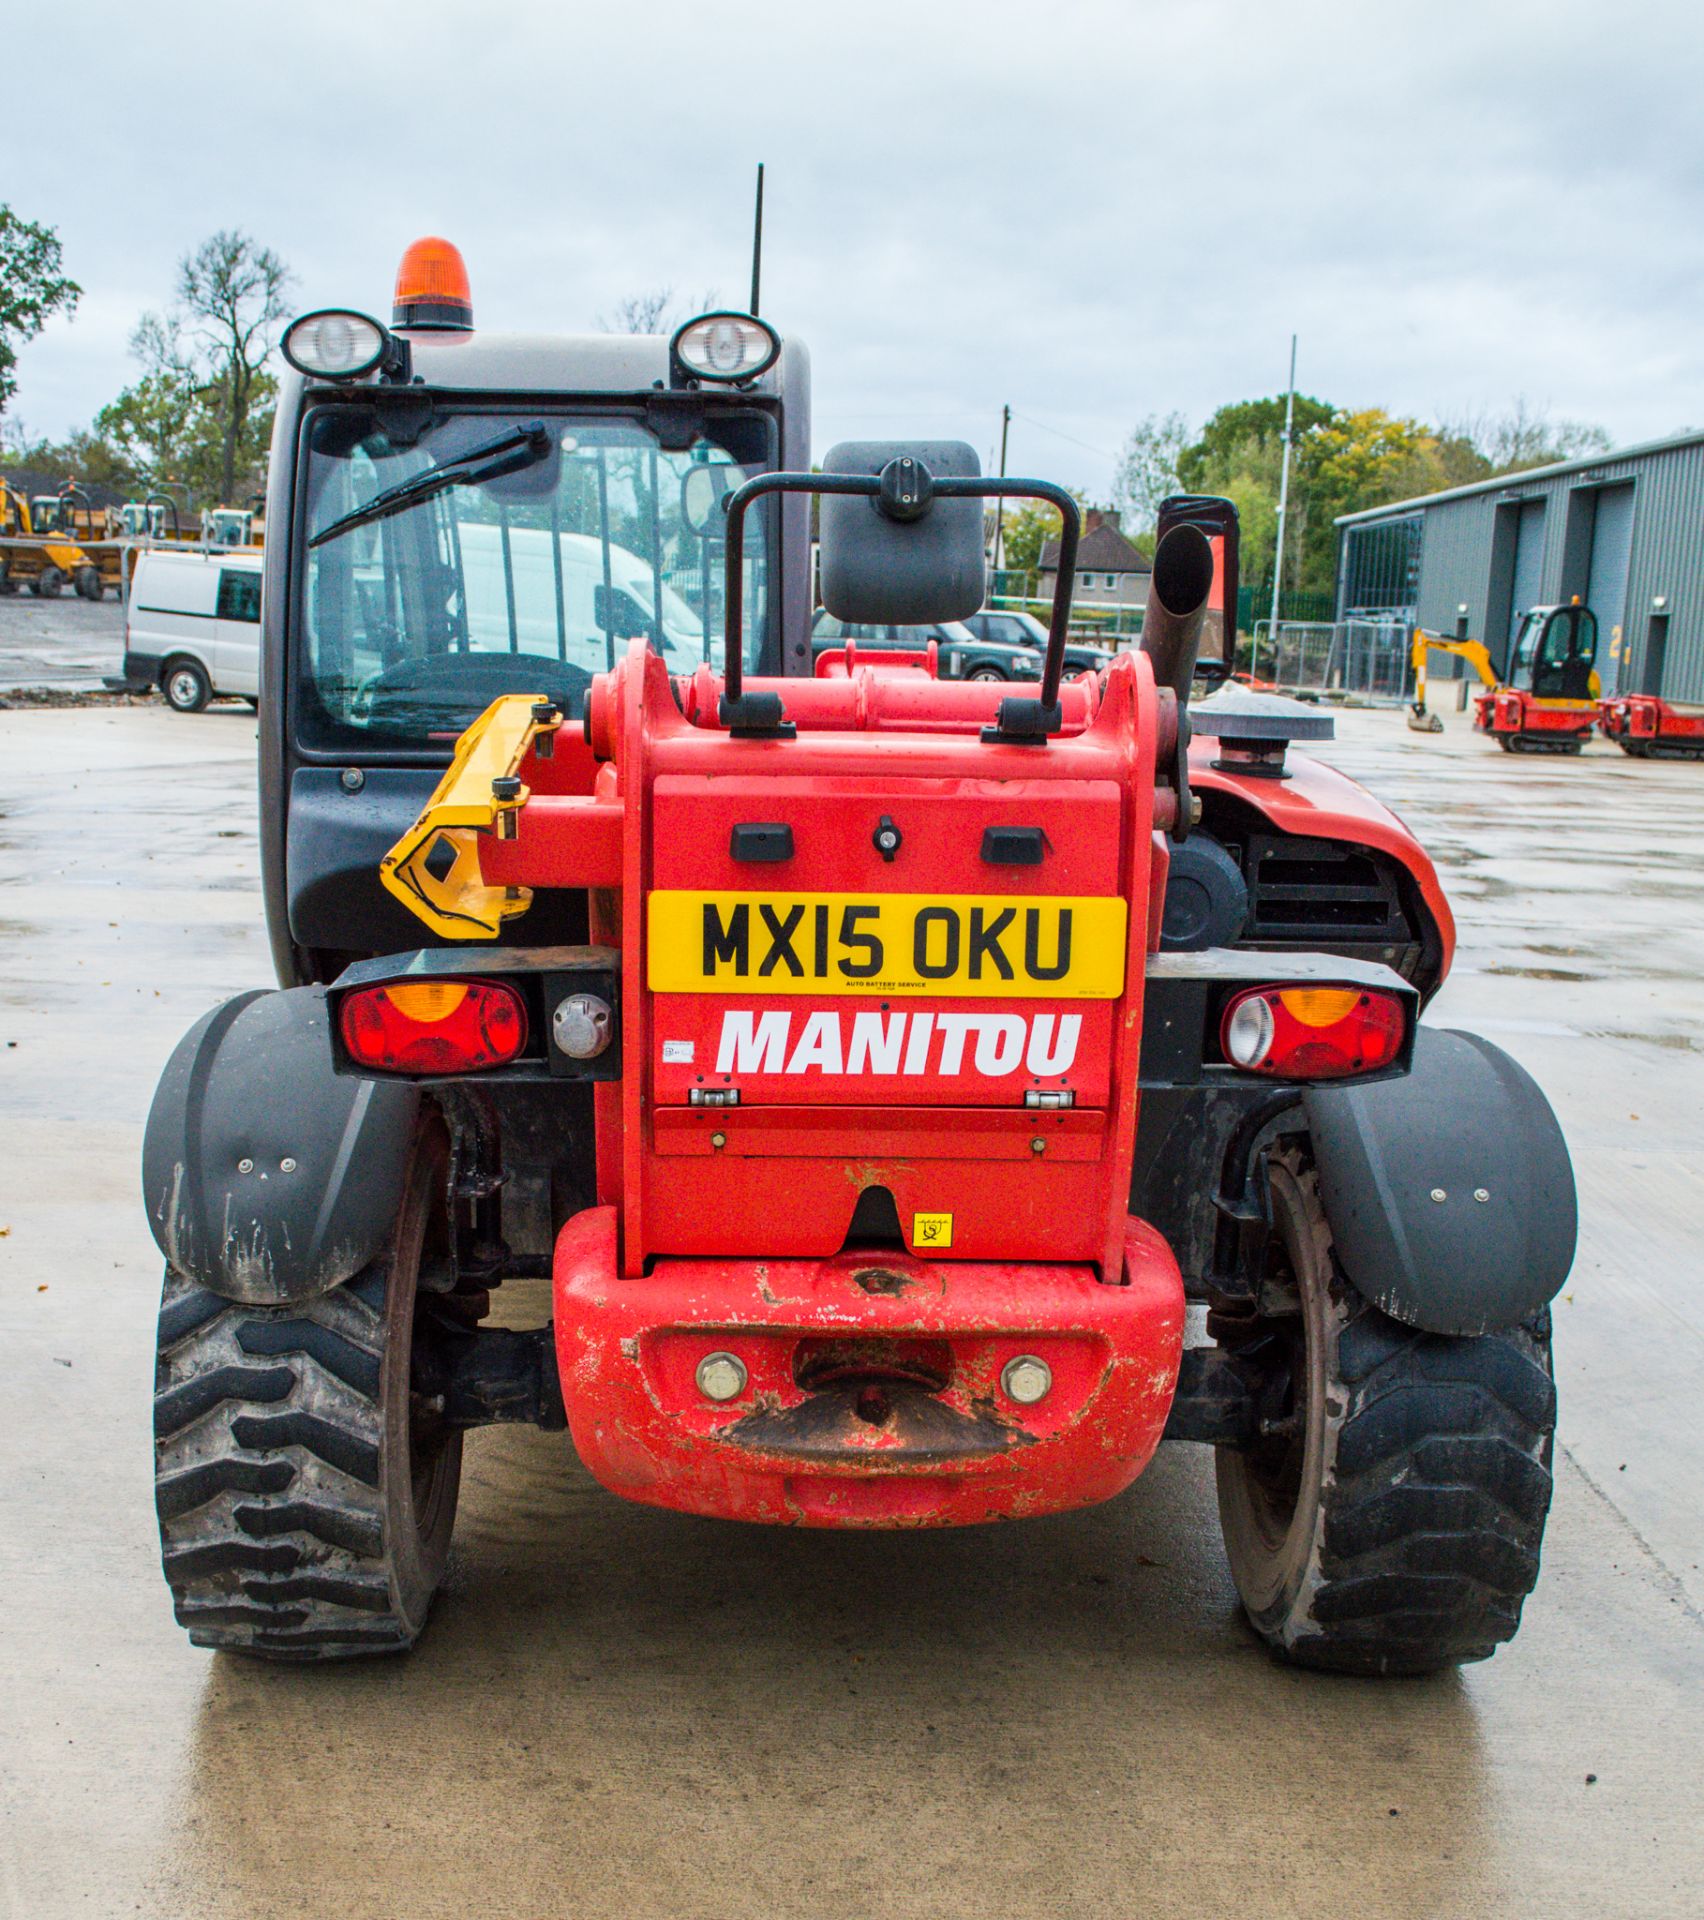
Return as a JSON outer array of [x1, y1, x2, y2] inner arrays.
[[154, 1264, 423, 1661], [1223, 1150, 1555, 1677]]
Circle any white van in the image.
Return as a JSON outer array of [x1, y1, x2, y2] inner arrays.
[[122, 549, 264, 712], [451, 523, 713, 670]]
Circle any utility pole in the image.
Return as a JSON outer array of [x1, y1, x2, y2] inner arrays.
[[990, 403, 1011, 594], [1267, 334, 1297, 680]]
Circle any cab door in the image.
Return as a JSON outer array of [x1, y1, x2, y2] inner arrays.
[[1530, 608, 1596, 701], [213, 567, 263, 694]]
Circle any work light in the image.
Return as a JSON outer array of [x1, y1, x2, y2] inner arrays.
[[281, 309, 393, 380], [670, 311, 780, 384]]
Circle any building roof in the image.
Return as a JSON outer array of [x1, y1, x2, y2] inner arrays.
[[1039, 521, 1151, 573], [1334, 426, 1704, 527], [2, 466, 127, 510]]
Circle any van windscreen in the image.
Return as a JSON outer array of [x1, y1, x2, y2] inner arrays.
[[295, 406, 772, 750]]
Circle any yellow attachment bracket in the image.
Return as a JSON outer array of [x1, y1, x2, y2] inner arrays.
[[378, 693, 561, 940]]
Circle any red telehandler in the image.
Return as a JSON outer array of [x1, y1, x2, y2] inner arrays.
[[142, 242, 1575, 1675]]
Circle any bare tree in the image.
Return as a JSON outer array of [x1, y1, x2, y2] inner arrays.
[[601, 287, 675, 334], [169, 231, 294, 502], [599, 286, 723, 335], [1443, 398, 1612, 475]]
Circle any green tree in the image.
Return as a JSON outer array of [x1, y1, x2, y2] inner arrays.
[[94, 363, 201, 491], [1112, 411, 1189, 534], [0, 205, 81, 418], [1175, 393, 1336, 497], [996, 500, 1064, 582], [134, 232, 292, 504], [1175, 395, 1501, 598]]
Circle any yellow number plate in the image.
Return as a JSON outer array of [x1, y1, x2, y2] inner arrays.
[[647, 891, 1127, 998]]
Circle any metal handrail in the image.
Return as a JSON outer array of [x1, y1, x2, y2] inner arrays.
[[720, 468, 1082, 710]]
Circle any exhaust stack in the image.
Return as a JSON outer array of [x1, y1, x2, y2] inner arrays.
[[1140, 522, 1215, 709]]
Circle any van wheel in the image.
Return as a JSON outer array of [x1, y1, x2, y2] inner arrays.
[[32, 564, 65, 598], [163, 658, 212, 713], [1212, 1147, 1555, 1675], [153, 1116, 463, 1659]]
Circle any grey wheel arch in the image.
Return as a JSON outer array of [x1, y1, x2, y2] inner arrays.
[[143, 988, 421, 1306], [1303, 1027, 1576, 1336]]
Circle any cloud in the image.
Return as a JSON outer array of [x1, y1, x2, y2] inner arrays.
[[7, 0, 1701, 493]]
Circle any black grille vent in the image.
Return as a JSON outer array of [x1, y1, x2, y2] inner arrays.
[[1241, 832, 1419, 973]]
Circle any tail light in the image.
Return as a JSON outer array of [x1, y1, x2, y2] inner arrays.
[[339, 979, 527, 1074], [1221, 985, 1405, 1081]]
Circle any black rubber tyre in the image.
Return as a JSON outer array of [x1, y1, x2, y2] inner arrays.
[[162, 657, 212, 713], [0, 560, 14, 595], [32, 563, 65, 598], [77, 566, 104, 600], [153, 1119, 463, 1659], [1213, 1148, 1555, 1676], [967, 665, 1007, 682]]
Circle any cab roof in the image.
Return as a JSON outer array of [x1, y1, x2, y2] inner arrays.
[[386, 329, 798, 399]]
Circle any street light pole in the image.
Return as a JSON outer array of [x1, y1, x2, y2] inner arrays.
[[1268, 334, 1297, 681]]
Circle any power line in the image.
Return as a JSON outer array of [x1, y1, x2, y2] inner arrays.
[[1007, 410, 1123, 464]]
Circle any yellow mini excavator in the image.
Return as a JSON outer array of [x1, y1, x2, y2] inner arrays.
[[1409, 602, 1600, 753]]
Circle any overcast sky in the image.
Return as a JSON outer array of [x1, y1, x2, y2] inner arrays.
[[8, 0, 1701, 500]]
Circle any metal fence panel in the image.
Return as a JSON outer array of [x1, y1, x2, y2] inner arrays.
[[1252, 618, 1413, 702]]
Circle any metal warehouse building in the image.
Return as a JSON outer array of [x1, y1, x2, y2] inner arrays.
[[1334, 429, 1704, 701]]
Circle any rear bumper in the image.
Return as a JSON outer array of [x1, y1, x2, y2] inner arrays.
[[107, 650, 161, 692], [553, 1207, 1183, 1527]]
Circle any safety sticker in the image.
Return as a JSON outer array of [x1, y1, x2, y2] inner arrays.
[[661, 1040, 695, 1064], [912, 1212, 954, 1250]]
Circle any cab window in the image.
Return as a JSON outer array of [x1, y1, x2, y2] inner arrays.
[[297, 407, 774, 751]]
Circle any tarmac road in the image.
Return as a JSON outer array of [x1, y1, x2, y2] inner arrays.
[[1, 699, 1701, 1920]]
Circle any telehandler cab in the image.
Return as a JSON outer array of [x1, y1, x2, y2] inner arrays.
[[144, 238, 1576, 1675]]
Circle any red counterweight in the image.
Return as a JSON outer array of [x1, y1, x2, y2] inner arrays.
[[516, 641, 1187, 1526]]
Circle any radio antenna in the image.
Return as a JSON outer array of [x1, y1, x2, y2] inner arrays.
[[749, 163, 765, 315]]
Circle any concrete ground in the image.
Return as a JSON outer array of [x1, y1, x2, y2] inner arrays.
[[0, 591, 126, 694], [1, 695, 1700, 1920]]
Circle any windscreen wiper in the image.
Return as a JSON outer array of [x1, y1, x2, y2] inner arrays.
[[310, 422, 553, 548]]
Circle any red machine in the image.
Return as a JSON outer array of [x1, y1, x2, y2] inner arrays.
[[144, 270, 1576, 1677], [1598, 692, 1704, 759], [1474, 604, 1600, 753]]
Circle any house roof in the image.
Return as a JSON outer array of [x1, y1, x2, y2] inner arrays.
[[1039, 522, 1151, 573], [1, 466, 127, 511], [1333, 425, 1704, 526]]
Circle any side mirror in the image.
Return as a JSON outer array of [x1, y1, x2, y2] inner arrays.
[[818, 440, 985, 625], [681, 463, 746, 538], [594, 584, 655, 642]]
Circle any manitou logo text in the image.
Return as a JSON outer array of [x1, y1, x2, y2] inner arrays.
[[709, 1009, 1082, 1077]]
